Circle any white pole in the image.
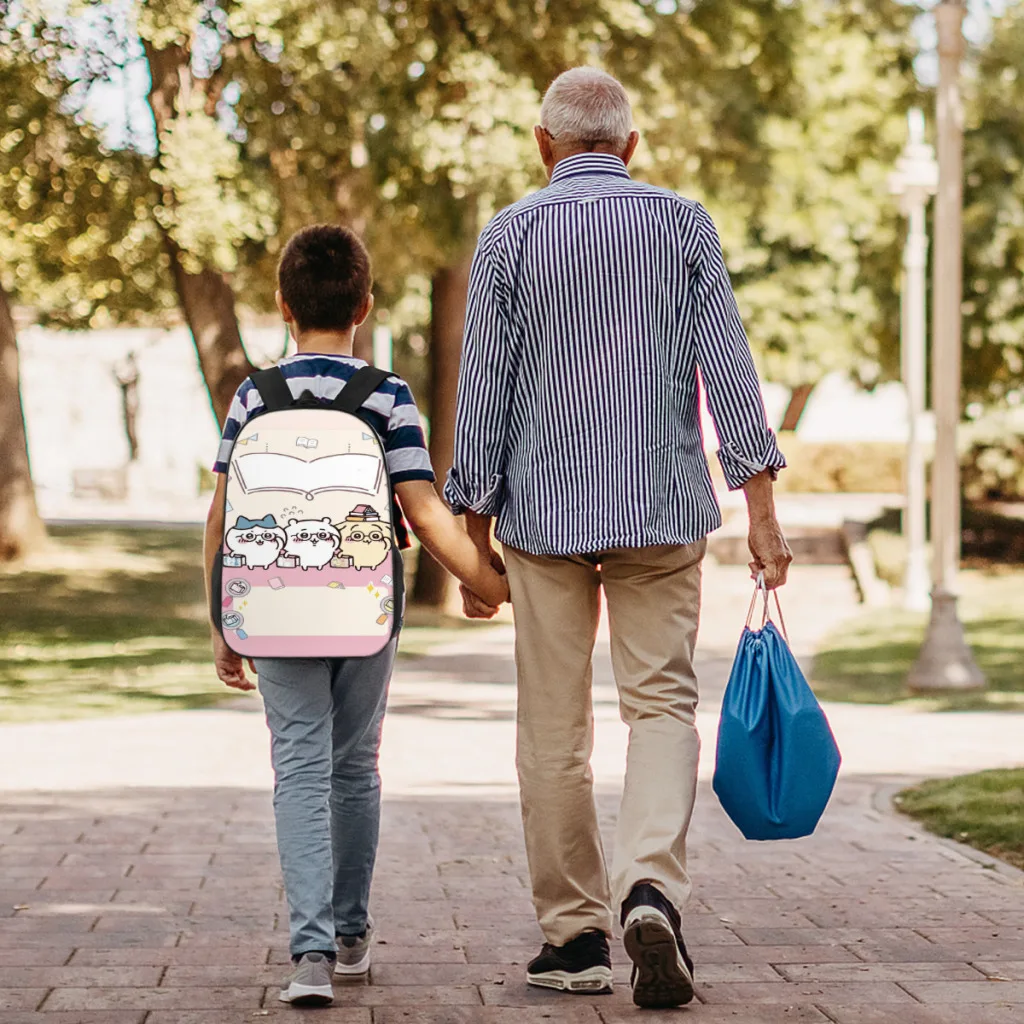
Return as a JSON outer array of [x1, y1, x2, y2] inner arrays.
[[907, 0, 984, 692], [902, 112, 931, 613], [931, 0, 964, 599], [372, 326, 393, 372]]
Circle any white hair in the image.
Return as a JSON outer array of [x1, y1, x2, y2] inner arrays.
[[540, 67, 632, 148]]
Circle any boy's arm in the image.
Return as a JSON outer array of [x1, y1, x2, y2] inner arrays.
[[204, 473, 255, 691], [394, 480, 509, 609]]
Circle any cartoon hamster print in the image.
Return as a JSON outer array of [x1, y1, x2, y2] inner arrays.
[[284, 517, 341, 569], [336, 504, 392, 570], [225, 514, 286, 569]]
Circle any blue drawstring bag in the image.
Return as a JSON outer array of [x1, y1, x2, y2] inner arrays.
[[712, 579, 841, 841]]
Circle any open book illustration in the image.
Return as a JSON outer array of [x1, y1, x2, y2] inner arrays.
[[235, 452, 383, 499]]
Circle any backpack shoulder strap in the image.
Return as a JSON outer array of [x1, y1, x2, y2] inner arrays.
[[248, 366, 294, 411], [330, 366, 394, 415]]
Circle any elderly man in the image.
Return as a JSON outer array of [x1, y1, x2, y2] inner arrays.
[[445, 67, 792, 1009]]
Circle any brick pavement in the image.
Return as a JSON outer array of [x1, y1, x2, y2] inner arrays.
[[1, 564, 1023, 1022], [1, 776, 1023, 1023]]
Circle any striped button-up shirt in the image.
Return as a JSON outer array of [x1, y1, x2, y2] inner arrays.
[[444, 152, 785, 557]]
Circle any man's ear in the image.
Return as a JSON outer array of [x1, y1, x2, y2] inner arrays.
[[535, 125, 555, 176], [621, 130, 640, 167], [353, 292, 374, 328]]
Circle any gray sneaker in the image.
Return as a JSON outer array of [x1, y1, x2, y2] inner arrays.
[[279, 952, 334, 1006], [335, 917, 374, 977]]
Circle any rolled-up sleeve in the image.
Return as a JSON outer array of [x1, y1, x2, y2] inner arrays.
[[443, 241, 512, 516], [690, 204, 786, 490]]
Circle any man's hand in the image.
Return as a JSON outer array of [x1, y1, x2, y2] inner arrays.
[[741, 470, 792, 589], [461, 510, 507, 618], [212, 633, 256, 691], [747, 514, 793, 590]]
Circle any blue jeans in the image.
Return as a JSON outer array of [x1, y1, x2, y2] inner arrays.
[[255, 640, 395, 956]]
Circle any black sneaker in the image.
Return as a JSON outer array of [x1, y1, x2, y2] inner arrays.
[[621, 882, 695, 1008], [526, 929, 613, 994]]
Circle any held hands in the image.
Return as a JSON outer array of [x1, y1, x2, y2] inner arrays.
[[461, 548, 510, 619], [747, 514, 793, 590], [212, 632, 257, 691]]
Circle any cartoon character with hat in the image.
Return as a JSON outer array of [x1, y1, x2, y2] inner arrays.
[[225, 514, 287, 569], [336, 504, 392, 570]]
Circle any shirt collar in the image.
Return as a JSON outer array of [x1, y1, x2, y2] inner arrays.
[[549, 152, 631, 185]]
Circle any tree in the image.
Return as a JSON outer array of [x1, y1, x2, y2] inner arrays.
[[962, 0, 1024, 403], [0, 6, 169, 561], [0, 285, 46, 561], [134, 0, 272, 423], [719, 0, 921, 390], [0, 9, 172, 327]]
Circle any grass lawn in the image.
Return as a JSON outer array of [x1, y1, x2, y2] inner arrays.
[[896, 768, 1024, 871], [0, 526, 499, 723], [811, 568, 1024, 710]]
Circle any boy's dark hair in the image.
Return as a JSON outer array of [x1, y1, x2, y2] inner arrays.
[[277, 225, 372, 332]]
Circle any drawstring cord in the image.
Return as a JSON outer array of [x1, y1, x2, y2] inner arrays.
[[745, 571, 789, 643]]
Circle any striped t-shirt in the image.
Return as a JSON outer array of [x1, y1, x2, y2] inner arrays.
[[213, 353, 435, 485]]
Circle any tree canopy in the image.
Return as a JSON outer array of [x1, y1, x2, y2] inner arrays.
[[2, 0, 1024, 401], [0, 3, 173, 326], [962, 0, 1024, 401]]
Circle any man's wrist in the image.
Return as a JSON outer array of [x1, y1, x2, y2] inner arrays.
[[742, 470, 776, 520], [465, 510, 494, 552]]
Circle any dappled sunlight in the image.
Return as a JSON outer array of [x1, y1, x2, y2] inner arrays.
[[0, 526, 228, 721], [1, 530, 175, 578], [4, 637, 194, 663], [812, 569, 1024, 708]]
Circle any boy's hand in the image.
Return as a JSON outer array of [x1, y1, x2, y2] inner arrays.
[[460, 583, 501, 619], [212, 633, 256, 691]]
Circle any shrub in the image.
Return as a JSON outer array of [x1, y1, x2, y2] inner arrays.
[[772, 435, 905, 493], [960, 407, 1024, 502]]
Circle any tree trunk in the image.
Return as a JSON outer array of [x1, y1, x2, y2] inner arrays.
[[779, 381, 815, 432], [143, 38, 254, 425], [411, 254, 473, 607], [0, 286, 47, 562], [166, 255, 254, 424]]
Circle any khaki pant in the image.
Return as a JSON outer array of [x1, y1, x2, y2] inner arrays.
[[504, 540, 705, 946]]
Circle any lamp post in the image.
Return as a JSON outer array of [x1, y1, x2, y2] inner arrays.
[[889, 109, 937, 613], [907, 0, 985, 692]]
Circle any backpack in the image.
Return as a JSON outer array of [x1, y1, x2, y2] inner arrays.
[[212, 364, 404, 659]]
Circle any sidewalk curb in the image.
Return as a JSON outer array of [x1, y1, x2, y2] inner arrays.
[[872, 777, 1024, 884]]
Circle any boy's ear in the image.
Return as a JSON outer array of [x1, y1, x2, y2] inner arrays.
[[275, 290, 295, 325], [352, 292, 374, 328]]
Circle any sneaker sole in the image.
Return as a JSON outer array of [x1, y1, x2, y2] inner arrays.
[[335, 950, 371, 976], [623, 907, 694, 1009], [526, 965, 613, 994], [279, 982, 334, 1006]]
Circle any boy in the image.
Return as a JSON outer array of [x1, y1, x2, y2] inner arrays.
[[204, 225, 508, 1007]]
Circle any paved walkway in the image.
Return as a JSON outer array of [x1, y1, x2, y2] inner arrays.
[[1, 563, 1023, 1023]]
